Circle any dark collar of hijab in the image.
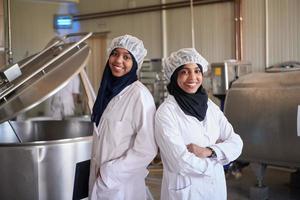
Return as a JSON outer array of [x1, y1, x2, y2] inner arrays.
[[91, 52, 138, 126], [167, 64, 208, 122]]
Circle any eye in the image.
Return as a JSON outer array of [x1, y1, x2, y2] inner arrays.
[[194, 69, 201, 74], [123, 54, 132, 61], [111, 50, 118, 57], [179, 69, 189, 75]]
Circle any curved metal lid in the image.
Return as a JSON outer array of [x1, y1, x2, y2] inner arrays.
[[230, 70, 300, 88], [0, 33, 92, 123]]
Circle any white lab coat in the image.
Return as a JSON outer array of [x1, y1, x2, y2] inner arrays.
[[155, 95, 243, 200], [89, 81, 157, 200], [45, 76, 80, 119]]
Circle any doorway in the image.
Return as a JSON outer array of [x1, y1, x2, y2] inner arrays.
[[85, 33, 107, 91]]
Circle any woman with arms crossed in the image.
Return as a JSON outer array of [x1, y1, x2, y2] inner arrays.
[[155, 48, 243, 200]]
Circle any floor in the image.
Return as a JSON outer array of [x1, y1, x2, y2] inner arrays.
[[146, 164, 300, 200]]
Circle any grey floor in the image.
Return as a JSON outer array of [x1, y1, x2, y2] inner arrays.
[[146, 165, 300, 200]]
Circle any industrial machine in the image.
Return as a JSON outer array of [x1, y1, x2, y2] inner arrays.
[[140, 59, 166, 107], [0, 33, 95, 200], [224, 63, 300, 199], [211, 60, 251, 110]]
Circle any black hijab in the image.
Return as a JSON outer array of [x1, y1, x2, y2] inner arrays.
[[167, 64, 208, 121], [91, 52, 138, 126]]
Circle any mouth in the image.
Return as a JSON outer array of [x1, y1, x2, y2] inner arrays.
[[185, 82, 198, 87], [111, 65, 124, 72]]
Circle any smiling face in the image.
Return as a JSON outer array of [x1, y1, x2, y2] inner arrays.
[[109, 48, 133, 77], [177, 63, 203, 94]]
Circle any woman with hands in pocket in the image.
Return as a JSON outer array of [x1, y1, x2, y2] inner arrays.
[[89, 35, 157, 200], [155, 48, 243, 200]]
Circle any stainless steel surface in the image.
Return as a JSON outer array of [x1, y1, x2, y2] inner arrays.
[[4, 0, 13, 64], [0, 33, 92, 123], [211, 60, 251, 95], [7, 120, 22, 143], [0, 63, 22, 82], [0, 120, 93, 200], [19, 39, 62, 70], [266, 61, 300, 73], [224, 70, 300, 167], [0, 33, 95, 200]]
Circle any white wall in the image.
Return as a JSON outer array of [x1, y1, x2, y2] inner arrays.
[[194, 2, 235, 63], [267, 0, 300, 66], [10, 0, 77, 61], [79, 11, 162, 59], [78, 1, 235, 63], [242, 0, 266, 71], [243, 0, 300, 70], [78, 0, 160, 13], [9, 0, 300, 71]]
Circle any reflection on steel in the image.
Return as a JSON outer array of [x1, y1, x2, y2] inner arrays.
[[7, 120, 22, 143], [0, 33, 93, 123], [0, 121, 93, 200], [266, 61, 300, 73], [224, 69, 300, 168], [19, 39, 62, 69], [0, 33, 94, 200]]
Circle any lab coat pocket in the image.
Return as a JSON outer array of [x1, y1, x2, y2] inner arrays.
[[91, 177, 124, 200], [168, 173, 191, 200]]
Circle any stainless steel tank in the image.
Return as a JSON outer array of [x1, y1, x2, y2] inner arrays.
[[0, 33, 95, 200], [224, 68, 300, 168], [0, 120, 92, 200]]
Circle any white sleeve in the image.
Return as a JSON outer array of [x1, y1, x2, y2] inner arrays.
[[100, 91, 158, 188], [210, 105, 243, 165], [155, 106, 213, 177]]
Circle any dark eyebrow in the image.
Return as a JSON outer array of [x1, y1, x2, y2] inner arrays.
[[115, 49, 131, 56], [181, 66, 198, 70]]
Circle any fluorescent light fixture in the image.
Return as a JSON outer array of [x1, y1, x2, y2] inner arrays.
[[54, 15, 73, 29]]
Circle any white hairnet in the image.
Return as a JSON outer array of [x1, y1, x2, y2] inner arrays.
[[107, 34, 147, 70], [163, 48, 209, 82]]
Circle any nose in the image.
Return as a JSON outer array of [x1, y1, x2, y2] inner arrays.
[[188, 71, 196, 80], [115, 55, 123, 63]]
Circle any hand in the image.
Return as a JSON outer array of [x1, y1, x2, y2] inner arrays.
[[186, 143, 212, 158]]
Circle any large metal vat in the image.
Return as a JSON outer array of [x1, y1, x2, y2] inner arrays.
[[0, 120, 92, 200], [0, 33, 95, 200], [224, 69, 300, 167]]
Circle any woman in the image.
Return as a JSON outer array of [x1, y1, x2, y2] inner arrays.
[[155, 48, 243, 200], [89, 35, 157, 200], [44, 75, 80, 119]]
